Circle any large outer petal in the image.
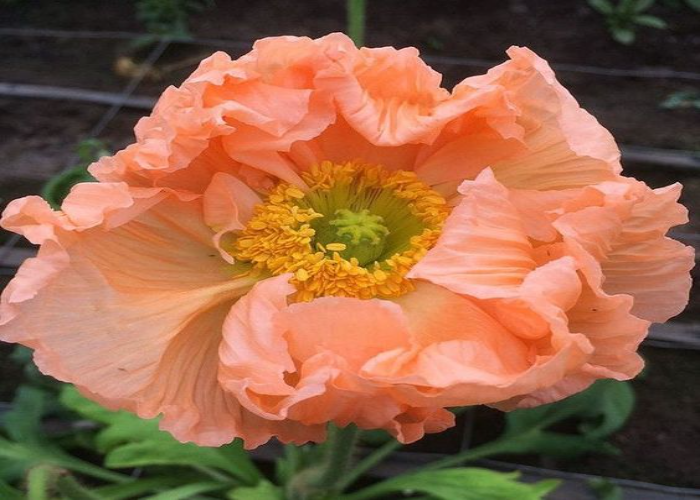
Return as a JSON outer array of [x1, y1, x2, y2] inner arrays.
[[0, 191, 320, 447], [406, 170, 685, 410], [416, 46, 621, 190], [554, 181, 694, 323]]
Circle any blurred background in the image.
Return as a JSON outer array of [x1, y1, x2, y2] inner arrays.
[[0, 0, 698, 496]]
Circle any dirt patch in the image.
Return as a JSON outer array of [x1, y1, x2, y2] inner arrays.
[[0, 37, 132, 92], [532, 347, 700, 488]]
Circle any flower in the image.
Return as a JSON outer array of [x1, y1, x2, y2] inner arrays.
[[0, 34, 694, 448]]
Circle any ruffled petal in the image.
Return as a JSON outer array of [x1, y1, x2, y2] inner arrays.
[[417, 46, 620, 190], [319, 45, 449, 145], [602, 237, 694, 322], [408, 169, 536, 298], [91, 34, 355, 189], [219, 278, 453, 442], [0, 195, 271, 446], [218, 275, 299, 405], [553, 181, 694, 322], [0, 184, 166, 323], [363, 282, 591, 408]]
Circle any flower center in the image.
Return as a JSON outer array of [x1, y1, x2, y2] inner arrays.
[[231, 161, 449, 301], [323, 209, 389, 265]]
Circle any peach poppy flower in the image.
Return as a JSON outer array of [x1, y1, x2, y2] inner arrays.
[[0, 34, 694, 448]]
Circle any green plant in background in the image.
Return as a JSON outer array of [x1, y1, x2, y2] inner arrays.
[[588, 478, 624, 500], [662, 90, 700, 109], [135, 0, 214, 38], [588, 0, 668, 44], [346, 0, 367, 47], [659, 0, 700, 11], [41, 139, 109, 210]]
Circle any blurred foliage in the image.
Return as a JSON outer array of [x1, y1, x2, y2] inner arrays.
[[589, 477, 624, 500], [342, 469, 559, 500], [588, 0, 668, 44], [660, 0, 700, 11], [41, 139, 108, 210], [135, 0, 214, 38], [662, 90, 700, 109], [499, 379, 635, 459]]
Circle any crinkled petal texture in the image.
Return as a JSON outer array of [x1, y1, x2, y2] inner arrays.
[[1, 33, 694, 447]]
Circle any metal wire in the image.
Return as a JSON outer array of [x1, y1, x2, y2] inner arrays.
[[0, 83, 156, 109]]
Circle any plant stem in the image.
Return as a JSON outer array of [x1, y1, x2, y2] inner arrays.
[[346, 0, 366, 46], [315, 424, 360, 490], [340, 438, 522, 500], [287, 425, 360, 499], [416, 437, 519, 471], [336, 438, 402, 492]]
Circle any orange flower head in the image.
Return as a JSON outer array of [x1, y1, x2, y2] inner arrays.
[[0, 33, 694, 448]]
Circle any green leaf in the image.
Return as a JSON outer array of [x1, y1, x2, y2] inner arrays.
[[41, 139, 108, 209], [687, 0, 700, 11], [502, 380, 634, 459], [227, 480, 283, 500], [75, 139, 110, 165], [61, 386, 164, 452], [2, 387, 48, 445], [0, 435, 128, 484], [359, 429, 392, 447], [55, 474, 104, 500], [632, 0, 655, 12], [344, 468, 559, 500], [142, 481, 224, 500], [589, 0, 615, 14], [0, 387, 129, 484], [41, 166, 95, 209], [94, 476, 199, 500], [26, 465, 62, 500], [104, 439, 256, 482], [61, 386, 261, 485], [635, 14, 668, 28], [577, 380, 634, 440], [0, 478, 23, 500], [661, 90, 700, 109], [612, 27, 636, 44], [588, 478, 624, 500]]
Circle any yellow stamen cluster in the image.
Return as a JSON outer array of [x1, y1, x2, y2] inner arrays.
[[233, 185, 322, 275], [231, 161, 450, 301]]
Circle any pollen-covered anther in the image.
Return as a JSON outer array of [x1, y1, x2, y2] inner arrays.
[[231, 161, 450, 300]]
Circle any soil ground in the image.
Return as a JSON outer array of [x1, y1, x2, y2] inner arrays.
[[1, 0, 699, 490]]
